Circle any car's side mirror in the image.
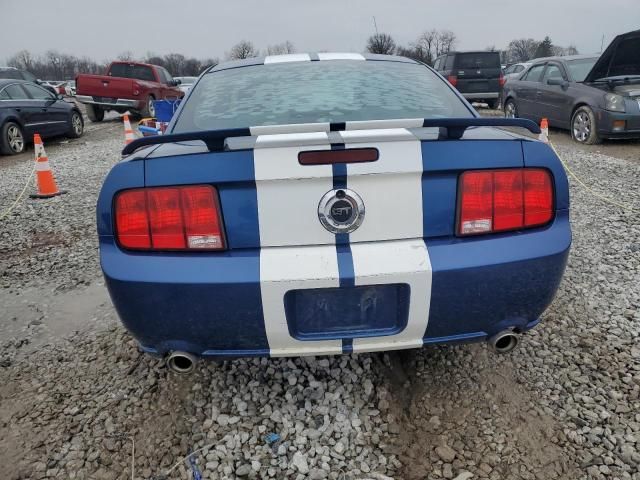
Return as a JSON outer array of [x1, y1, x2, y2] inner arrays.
[[547, 78, 569, 88], [56, 93, 64, 100], [169, 79, 181, 86]]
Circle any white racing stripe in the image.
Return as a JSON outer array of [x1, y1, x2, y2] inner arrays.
[[343, 129, 424, 242], [255, 134, 343, 356], [351, 240, 432, 352], [345, 129, 431, 351], [254, 134, 335, 247], [260, 245, 343, 357], [255, 127, 431, 356]]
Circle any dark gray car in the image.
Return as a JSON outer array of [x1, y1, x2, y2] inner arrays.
[[502, 29, 640, 144]]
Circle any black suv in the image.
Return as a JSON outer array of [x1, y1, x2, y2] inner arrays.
[[0, 67, 56, 94], [433, 51, 504, 108]]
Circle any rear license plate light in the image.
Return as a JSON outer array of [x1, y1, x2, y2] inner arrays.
[[457, 168, 554, 236], [115, 185, 225, 251]]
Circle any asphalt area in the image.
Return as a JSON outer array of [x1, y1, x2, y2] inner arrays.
[[0, 105, 638, 480]]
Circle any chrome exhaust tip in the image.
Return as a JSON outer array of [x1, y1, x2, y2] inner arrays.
[[166, 351, 197, 374], [488, 330, 520, 354]]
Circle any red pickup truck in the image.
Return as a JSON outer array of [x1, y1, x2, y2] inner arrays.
[[75, 62, 183, 122]]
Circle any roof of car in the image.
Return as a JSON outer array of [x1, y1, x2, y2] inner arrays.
[[0, 79, 30, 89], [208, 53, 419, 73], [530, 54, 599, 64]]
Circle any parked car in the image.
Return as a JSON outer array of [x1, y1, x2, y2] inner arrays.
[[0, 67, 57, 94], [75, 62, 184, 122], [504, 62, 532, 80], [503, 30, 640, 144], [0, 79, 83, 155], [97, 52, 570, 371], [174, 76, 197, 94], [65, 80, 76, 96], [433, 51, 505, 108]]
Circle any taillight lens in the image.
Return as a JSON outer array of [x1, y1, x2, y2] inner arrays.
[[458, 168, 553, 236], [447, 75, 458, 87], [499, 73, 506, 88], [115, 185, 225, 251]]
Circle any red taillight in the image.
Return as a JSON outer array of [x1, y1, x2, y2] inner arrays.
[[447, 75, 458, 87], [499, 73, 506, 88], [298, 148, 379, 165], [115, 185, 225, 251], [458, 169, 553, 236]]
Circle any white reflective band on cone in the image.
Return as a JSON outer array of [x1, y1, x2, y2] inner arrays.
[[35, 159, 50, 172]]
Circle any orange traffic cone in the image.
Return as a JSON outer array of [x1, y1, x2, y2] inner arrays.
[[30, 134, 66, 199], [539, 118, 549, 143], [123, 114, 135, 145]]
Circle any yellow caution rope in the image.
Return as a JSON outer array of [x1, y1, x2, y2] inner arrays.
[[0, 164, 36, 221], [548, 141, 638, 213]]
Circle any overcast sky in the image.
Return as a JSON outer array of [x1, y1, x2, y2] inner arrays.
[[1, 0, 639, 62]]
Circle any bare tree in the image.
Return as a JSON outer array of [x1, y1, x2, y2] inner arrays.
[[415, 30, 438, 65], [552, 44, 579, 56], [227, 41, 258, 60], [506, 39, 539, 63], [436, 30, 457, 56], [117, 51, 135, 61], [266, 41, 296, 55], [8, 50, 34, 71], [366, 33, 397, 55], [163, 53, 187, 75]]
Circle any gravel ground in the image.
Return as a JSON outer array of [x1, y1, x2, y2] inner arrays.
[[0, 116, 638, 480]]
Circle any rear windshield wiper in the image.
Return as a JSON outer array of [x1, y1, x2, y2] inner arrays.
[[122, 117, 541, 156]]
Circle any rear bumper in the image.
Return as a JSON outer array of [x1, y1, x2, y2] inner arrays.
[[463, 92, 500, 100], [100, 211, 571, 358], [75, 95, 140, 109]]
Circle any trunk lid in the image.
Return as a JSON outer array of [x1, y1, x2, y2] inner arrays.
[[141, 126, 526, 249], [584, 29, 640, 83]]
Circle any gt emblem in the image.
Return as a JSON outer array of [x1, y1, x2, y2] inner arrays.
[[318, 188, 365, 234]]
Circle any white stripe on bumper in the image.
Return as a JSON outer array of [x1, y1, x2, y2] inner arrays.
[[351, 239, 432, 352], [260, 245, 343, 357]]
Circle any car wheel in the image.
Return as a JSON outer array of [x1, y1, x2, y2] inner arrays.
[[0, 122, 26, 155], [504, 99, 518, 118], [68, 111, 84, 138], [571, 106, 601, 145], [86, 103, 104, 122], [140, 96, 155, 118]]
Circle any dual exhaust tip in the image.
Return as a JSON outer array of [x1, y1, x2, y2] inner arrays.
[[165, 331, 520, 373]]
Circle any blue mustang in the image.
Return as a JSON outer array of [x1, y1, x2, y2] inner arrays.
[[97, 53, 571, 372]]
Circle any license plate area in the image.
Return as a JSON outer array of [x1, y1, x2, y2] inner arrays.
[[284, 284, 410, 341], [93, 96, 116, 104]]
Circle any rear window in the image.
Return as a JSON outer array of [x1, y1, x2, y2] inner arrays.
[[454, 53, 501, 69], [566, 58, 598, 82], [173, 60, 472, 132], [108, 64, 155, 81]]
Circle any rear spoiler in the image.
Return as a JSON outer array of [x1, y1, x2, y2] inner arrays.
[[122, 118, 541, 156]]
